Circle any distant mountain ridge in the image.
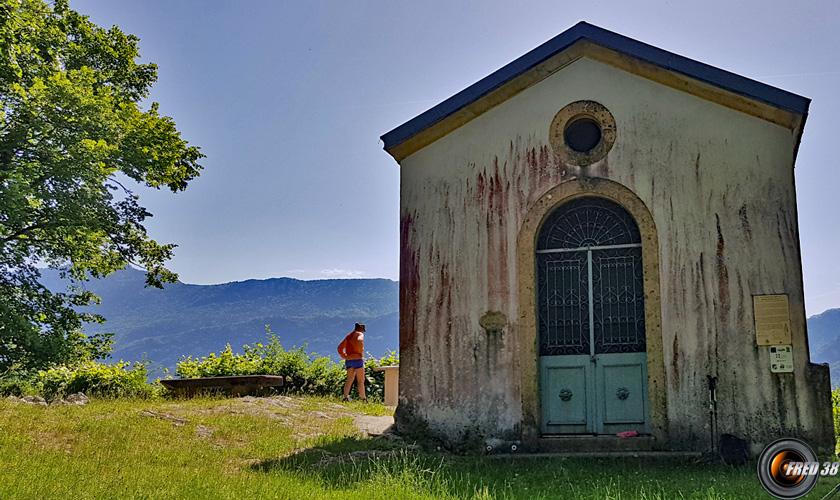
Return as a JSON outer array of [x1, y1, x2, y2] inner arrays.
[[39, 267, 398, 374], [40, 267, 838, 385], [805, 308, 840, 385]]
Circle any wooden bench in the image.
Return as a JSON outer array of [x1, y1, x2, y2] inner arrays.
[[160, 375, 284, 397]]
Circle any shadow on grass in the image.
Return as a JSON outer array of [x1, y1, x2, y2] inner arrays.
[[250, 435, 423, 482], [247, 435, 799, 499]]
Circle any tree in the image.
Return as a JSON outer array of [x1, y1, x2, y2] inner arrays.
[[0, 0, 204, 371]]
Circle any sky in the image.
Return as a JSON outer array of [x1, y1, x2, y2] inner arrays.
[[73, 0, 840, 315]]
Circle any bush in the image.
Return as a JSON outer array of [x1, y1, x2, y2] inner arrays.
[[0, 375, 36, 397], [175, 344, 260, 378], [176, 334, 345, 396], [36, 361, 155, 401], [833, 388, 839, 455], [175, 333, 399, 400], [300, 355, 346, 396]]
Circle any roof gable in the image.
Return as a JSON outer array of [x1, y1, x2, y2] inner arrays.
[[382, 22, 809, 161]]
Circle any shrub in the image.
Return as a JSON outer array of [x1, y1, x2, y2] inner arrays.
[[0, 375, 36, 397], [175, 344, 260, 378], [175, 333, 399, 400], [37, 361, 155, 400], [300, 355, 346, 396], [176, 334, 345, 396], [833, 388, 839, 455]]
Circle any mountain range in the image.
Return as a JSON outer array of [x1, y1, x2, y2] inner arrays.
[[805, 308, 840, 386], [39, 267, 398, 375], [40, 267, 838, 384]]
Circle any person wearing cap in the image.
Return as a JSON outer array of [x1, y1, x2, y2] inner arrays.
[[337, 323, 366, 402]]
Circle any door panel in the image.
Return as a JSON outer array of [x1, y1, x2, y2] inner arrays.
[[591, 247, 646, 354], [541, 355, 593, 433], [596, 353, 648, 434], [537, 252, 589, 356]]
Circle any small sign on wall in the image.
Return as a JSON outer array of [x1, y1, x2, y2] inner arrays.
[[769, 345, 794, 373], [754, 294, 791, 346]]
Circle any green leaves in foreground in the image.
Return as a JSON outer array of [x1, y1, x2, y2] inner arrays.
[[176, 330, 399, 401], [833, 388, 840, 455], [36, 360, 153, 400], [0, 0, 203, 371]]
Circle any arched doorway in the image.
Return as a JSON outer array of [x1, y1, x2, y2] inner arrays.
[[536, 196, 649, 434]]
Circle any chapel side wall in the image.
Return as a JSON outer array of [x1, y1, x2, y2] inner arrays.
[[396, 57, 832, 451]]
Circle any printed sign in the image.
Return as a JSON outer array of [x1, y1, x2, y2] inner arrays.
[[754, 294, 791, 346], [769, 345, 794, 373]]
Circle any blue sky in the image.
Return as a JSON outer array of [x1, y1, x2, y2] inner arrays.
[[74, 1, 840, 315]]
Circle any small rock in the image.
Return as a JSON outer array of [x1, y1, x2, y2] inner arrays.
[[6, 395, 23, 403], [21, 395, 47, 406], [195, 425, 214, 438], [354, 415, 394, 436], [264, 396, 299, 409], [139, 409, 188, 426], [65, 393, 89, 405]]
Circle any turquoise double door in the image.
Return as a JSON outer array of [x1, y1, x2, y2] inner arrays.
[[540, 351, 648, 434], [536, 196, 649, 435]]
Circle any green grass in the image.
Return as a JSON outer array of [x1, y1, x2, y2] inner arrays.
[[0, 396, 837, 499]]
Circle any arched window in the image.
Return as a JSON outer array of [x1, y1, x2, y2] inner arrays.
[[537, 197, 641, 250], [537, 197, 645, 356]]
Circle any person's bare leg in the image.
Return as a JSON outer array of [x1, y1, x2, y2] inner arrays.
[[355, 367, 366, 401], [343, 368, 355, 400]]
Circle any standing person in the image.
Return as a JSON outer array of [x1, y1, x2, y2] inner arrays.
[[337, 323, 366, 402]]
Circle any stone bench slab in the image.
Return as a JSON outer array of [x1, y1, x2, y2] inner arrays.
[[160, 375, 284, 397]]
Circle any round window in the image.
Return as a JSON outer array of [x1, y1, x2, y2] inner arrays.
[[563, 117, 602, 152], [549, 101, 616, 166]]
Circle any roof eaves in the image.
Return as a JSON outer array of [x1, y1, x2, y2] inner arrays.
[[381, 21, 810, 154]]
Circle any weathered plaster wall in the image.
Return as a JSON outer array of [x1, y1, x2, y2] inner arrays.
[[396, 57, 834, 452]]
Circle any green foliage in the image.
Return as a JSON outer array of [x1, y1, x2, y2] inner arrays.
[[36, 360, 154, 400], [0, 374, 35, 397], [364, 350, 398, 401], [176, 332, 399, 400], [833, 387, 839, 454], [175, 344, 261, 379], [0, 0, 203, 371]]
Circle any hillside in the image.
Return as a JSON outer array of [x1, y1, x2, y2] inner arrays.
[[39, 268, 398, 373], [807, 308, 840, 384]]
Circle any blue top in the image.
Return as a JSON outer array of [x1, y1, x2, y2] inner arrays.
[[381, 21, 809, 153]]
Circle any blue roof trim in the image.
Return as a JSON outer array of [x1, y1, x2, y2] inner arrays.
[[381, 22, 810, 152]]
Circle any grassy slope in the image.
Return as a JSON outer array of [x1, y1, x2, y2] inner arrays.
[[0, 397, 837, 500]]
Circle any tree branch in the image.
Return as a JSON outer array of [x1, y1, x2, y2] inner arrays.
[[0, 220, 50, 244]]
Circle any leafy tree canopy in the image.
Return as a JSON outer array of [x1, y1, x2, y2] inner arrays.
[[0, 0, 203, 371]]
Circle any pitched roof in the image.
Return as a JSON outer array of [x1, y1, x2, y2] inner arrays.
[[381, 21, 809, 159]]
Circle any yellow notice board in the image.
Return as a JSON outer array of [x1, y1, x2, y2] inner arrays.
[[753, 294, 791, 346]]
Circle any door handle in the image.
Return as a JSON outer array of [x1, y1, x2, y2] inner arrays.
[[590, 355, 597, 364]]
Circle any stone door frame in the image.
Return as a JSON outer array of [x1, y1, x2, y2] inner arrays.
[[516, 177, 667, 443]]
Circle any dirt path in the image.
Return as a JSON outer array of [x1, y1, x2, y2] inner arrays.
[[136, 395, 395, 439]]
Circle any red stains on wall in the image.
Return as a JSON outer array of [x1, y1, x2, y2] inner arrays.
[[400, 212, 419, 349], [714, 213, 730, 317], [486, 157, 509, 307]]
